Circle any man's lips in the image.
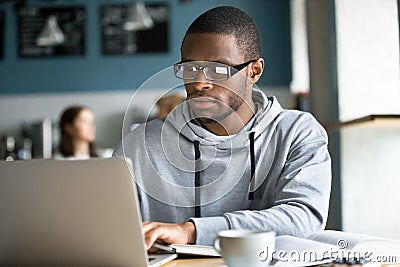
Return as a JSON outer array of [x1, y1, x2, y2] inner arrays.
[[187, 97, 219, 109]]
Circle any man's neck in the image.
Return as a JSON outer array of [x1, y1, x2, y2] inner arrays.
[[201, 100, 256, 136]]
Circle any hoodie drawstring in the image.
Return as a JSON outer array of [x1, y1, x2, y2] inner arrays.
[[193, 132, 256, 213], [248, 132, 256, 200], [194, 140, 201, 217]]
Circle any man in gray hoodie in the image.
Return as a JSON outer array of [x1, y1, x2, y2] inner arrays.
[[114, 6, 331, 249]]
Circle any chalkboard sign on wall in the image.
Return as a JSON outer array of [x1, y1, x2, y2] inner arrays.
[[0, 9, 4, 59], [101, 2, 169, 55], [0, 0, 292, 94], [17, 6, 85, 57]]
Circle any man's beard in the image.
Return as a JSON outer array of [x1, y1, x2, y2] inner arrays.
[[190, 80, 249, 124], [196, 94, 245, 124]]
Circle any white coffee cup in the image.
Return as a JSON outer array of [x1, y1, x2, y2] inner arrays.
[[214, 230, 275, 267]]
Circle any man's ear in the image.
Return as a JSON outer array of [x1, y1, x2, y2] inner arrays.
[[248, 58, 264, 83]]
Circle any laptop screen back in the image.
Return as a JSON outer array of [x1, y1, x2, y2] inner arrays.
[[0, 158, 149, 266]]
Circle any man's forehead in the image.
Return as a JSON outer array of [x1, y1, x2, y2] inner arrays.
[[181, 33, 243, 64]]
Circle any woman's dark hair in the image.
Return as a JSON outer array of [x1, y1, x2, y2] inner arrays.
[[59, 105, 98, 157]]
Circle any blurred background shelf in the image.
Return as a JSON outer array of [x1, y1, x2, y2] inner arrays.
[[326, 114, 400, 131]]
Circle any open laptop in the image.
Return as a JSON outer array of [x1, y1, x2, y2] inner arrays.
[[0, 158, 177, 266]]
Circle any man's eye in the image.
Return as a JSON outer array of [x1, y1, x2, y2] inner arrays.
[[185, 66, 197, 72]]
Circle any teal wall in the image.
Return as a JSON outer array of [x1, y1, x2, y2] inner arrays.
[[0, 0, 291, 94]]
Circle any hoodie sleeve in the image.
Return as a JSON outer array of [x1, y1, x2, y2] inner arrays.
[[191, 113, 331, 245]]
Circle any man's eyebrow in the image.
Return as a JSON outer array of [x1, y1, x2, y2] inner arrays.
[[179, 59, 232, 65]]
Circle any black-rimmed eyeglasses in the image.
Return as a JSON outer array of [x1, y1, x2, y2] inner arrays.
[[173, 59, 257, 81]]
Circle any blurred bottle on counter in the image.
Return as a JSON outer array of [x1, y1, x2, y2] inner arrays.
[[17, 138, 32, 160], [4, 136, 17, 161]]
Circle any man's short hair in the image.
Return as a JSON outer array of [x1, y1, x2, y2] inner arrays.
[[182, 6, 261, 61]]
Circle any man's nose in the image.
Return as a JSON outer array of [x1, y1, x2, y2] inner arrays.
[[191, 69, 213, 91]]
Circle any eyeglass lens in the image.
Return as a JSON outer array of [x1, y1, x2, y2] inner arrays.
[[175, 64, 231, 81]]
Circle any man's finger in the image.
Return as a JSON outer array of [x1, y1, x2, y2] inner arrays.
[[144, 228, 161, 250], [142, 222, 158, 233], [147, 245, 161, 253]]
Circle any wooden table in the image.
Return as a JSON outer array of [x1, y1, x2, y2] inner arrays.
[[163, 257, 226, 267]]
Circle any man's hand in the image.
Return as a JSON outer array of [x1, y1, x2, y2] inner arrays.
[[142, 221, 196, 252]]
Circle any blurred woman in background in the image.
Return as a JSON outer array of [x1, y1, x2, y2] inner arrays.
[[155, 93, 185, 119], [55, 105, 110, 160]]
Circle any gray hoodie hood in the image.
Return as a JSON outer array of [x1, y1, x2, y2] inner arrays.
[[162, 88, 283, 201], [168, 88, 283, 150]]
